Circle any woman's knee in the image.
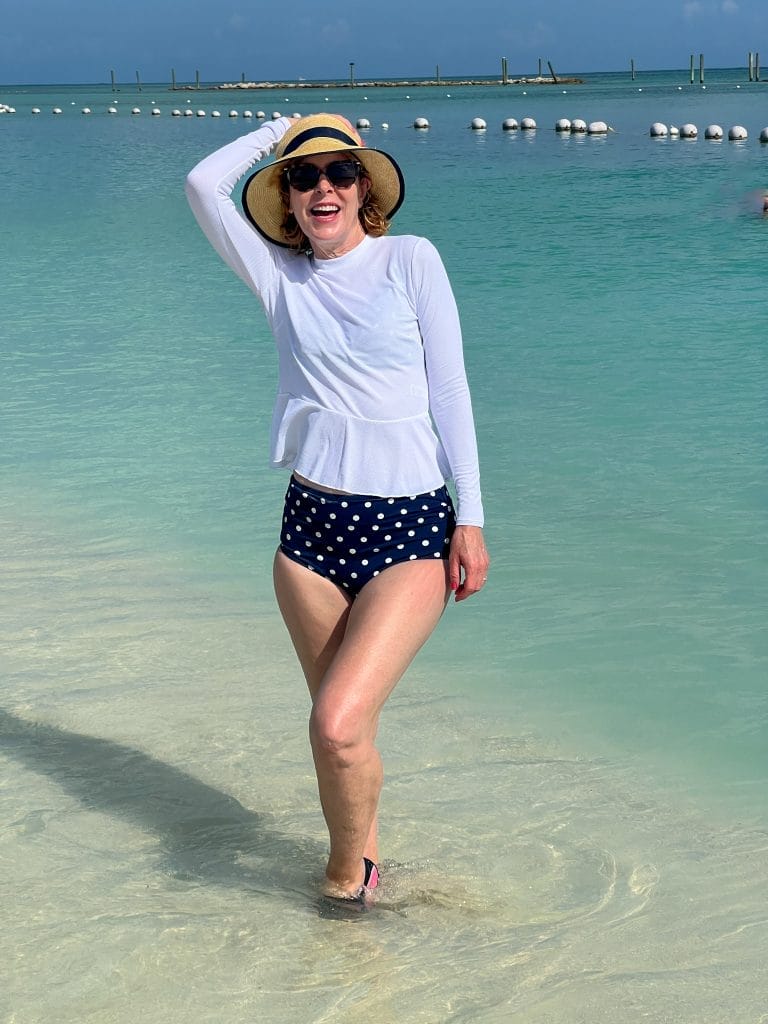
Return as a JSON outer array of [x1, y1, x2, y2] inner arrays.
[[309, 703, 370, 768]]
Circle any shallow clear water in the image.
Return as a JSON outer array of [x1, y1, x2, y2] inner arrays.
[[1, 70, 767, 1022]]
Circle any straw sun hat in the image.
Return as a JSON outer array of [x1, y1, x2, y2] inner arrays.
[[242, 114, 405, 247]]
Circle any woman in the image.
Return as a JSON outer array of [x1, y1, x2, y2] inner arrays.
[[185, 113, 489, 907]]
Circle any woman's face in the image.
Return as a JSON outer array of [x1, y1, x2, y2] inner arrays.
[[288, 152, 370, 258]]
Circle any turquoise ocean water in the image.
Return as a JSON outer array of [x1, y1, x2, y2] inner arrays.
[[1, 70, 767, 1022]]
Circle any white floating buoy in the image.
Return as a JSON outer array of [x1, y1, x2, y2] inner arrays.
[[555, 118, 571, 133], [471, 117, 486, 130], [271, 111, 281, 119], [680, 123, 698, 139], [728, 124, 748, 141], [108, 106, 118, 114], [759, 127, 768, 144], [502, 118, 519, 131], [81, 107, 91, 115], [650, 122, 668, 138], [32, 107, 41, 114], [669, 125, 680, 137], [356, 117, 370, 129], [229, 110, 239, 117], [183, 109, 193, 117], [171, 109, 181, 116], [131, 107, 141, 115], [292, 112, 300, 118], [413, 116, 429, 129], [151, 108, 161, 116], [704, 124, 723, 140], [520, 117, 536, 130], [256, 111, 266, 119], [243, 110, 253, 118], [588, 120, 608, 135], [571, 118, 587, 133], [381, 122, 389, 130], [211, 110, 221, 117], [52, 107, 62, 115], [196, 110, 206, 117]]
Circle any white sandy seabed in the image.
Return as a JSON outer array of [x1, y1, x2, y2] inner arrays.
[[2, 512, 767, 1024]]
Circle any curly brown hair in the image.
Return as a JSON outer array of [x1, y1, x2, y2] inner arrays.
[[278, 161, 390, 252]]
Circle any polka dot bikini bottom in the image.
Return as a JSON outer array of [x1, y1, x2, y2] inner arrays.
[[279, 476, 456, 598]]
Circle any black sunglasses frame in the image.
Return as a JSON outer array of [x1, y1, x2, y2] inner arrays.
[[284, 160, 363, 193]]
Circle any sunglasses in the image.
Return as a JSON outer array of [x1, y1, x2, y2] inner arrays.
[[284, 160, 363, 192]]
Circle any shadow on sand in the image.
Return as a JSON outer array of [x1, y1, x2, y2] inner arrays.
[[0, 707, 322, 898]]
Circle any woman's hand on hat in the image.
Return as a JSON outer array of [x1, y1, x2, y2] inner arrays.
[[448, 525, 490, 602]]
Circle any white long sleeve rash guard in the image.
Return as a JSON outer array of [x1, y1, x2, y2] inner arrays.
[[185, 117, 484, 526]]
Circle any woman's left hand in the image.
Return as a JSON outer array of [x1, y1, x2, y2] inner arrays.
[[448, 525, 490, 602]]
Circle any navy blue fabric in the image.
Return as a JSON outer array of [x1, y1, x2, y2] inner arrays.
[[279, 478, 456, 597]]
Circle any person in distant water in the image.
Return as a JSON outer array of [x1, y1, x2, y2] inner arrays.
[[185, 114, 489, 908]]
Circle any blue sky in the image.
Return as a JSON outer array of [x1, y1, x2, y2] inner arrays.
[[1, 0, 764, 84]]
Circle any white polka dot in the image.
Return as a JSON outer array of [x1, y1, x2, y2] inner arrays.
[[429, 491, 436, 497], [339, 558, 346, 565], [286, 533, 292, 541], [326, 545, 333, 551], [360, 536, 368, 543], [349, 548, 357, 554], [361, 559, 368, 566], [418, 517, 425, 524], [421, 505, 429, 511], [372, 525, 379, 531], [373, 570, 380, 576], [316, 531, 322, 538], [387, 498, 395, 504], [293, 549, 300, 556], [311, 506, 317, 514], [400, 508, 408, 515], [377, 513, 384, 520], [385, 557, 392, 563], [397, 544, 404, 549], [439, 512, 445, 519], [352, 514, 360, 521], [330, 569, 336, 575], [296, 525, 302, 532], [317, 554, 324, 561], [301, 491, 308, 498], [348, 524, 355, 531], [408, 530, 415, 537], [422, 540, 430, 546], [337, 535, 343, 542], [341, 501, 349, 508], [433, 552, 441, 557], [431, 526, 439, 533], [330, 513, 336, 520], [364, 501, 372, 508], [350, 572, 358, 579], [384, 535, 392, 541], [306, 541, 312, 547], [409, 554, 417, 560], [395, 521, 402, 528]]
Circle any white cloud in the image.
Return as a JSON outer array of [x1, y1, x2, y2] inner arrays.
[[721, 0, 738, 12], [683, 0, 704, 16]]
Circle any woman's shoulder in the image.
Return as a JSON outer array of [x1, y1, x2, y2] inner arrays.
[[373, 233, 441, 264]]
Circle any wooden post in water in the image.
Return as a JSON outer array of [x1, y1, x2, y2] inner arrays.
[[689, 54, 694, 84], [349, 62, 355, 87], [171, 68, 177, 90], [547, 61, 559, 84], [699, 53, 704, 84], [436, 65, 440, 85], [110, 69, 116, 92], [756, 53, 761, 81], [501, 57, 508, 84], [195, 69, 200, 89], [748, 52, 754, 81], [631, 58, 636, 80], [136, 70, 142, 92], [538, 57, 542, 78]]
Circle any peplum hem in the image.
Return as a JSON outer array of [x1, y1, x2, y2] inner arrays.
[[269, 395, 451, 497]]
